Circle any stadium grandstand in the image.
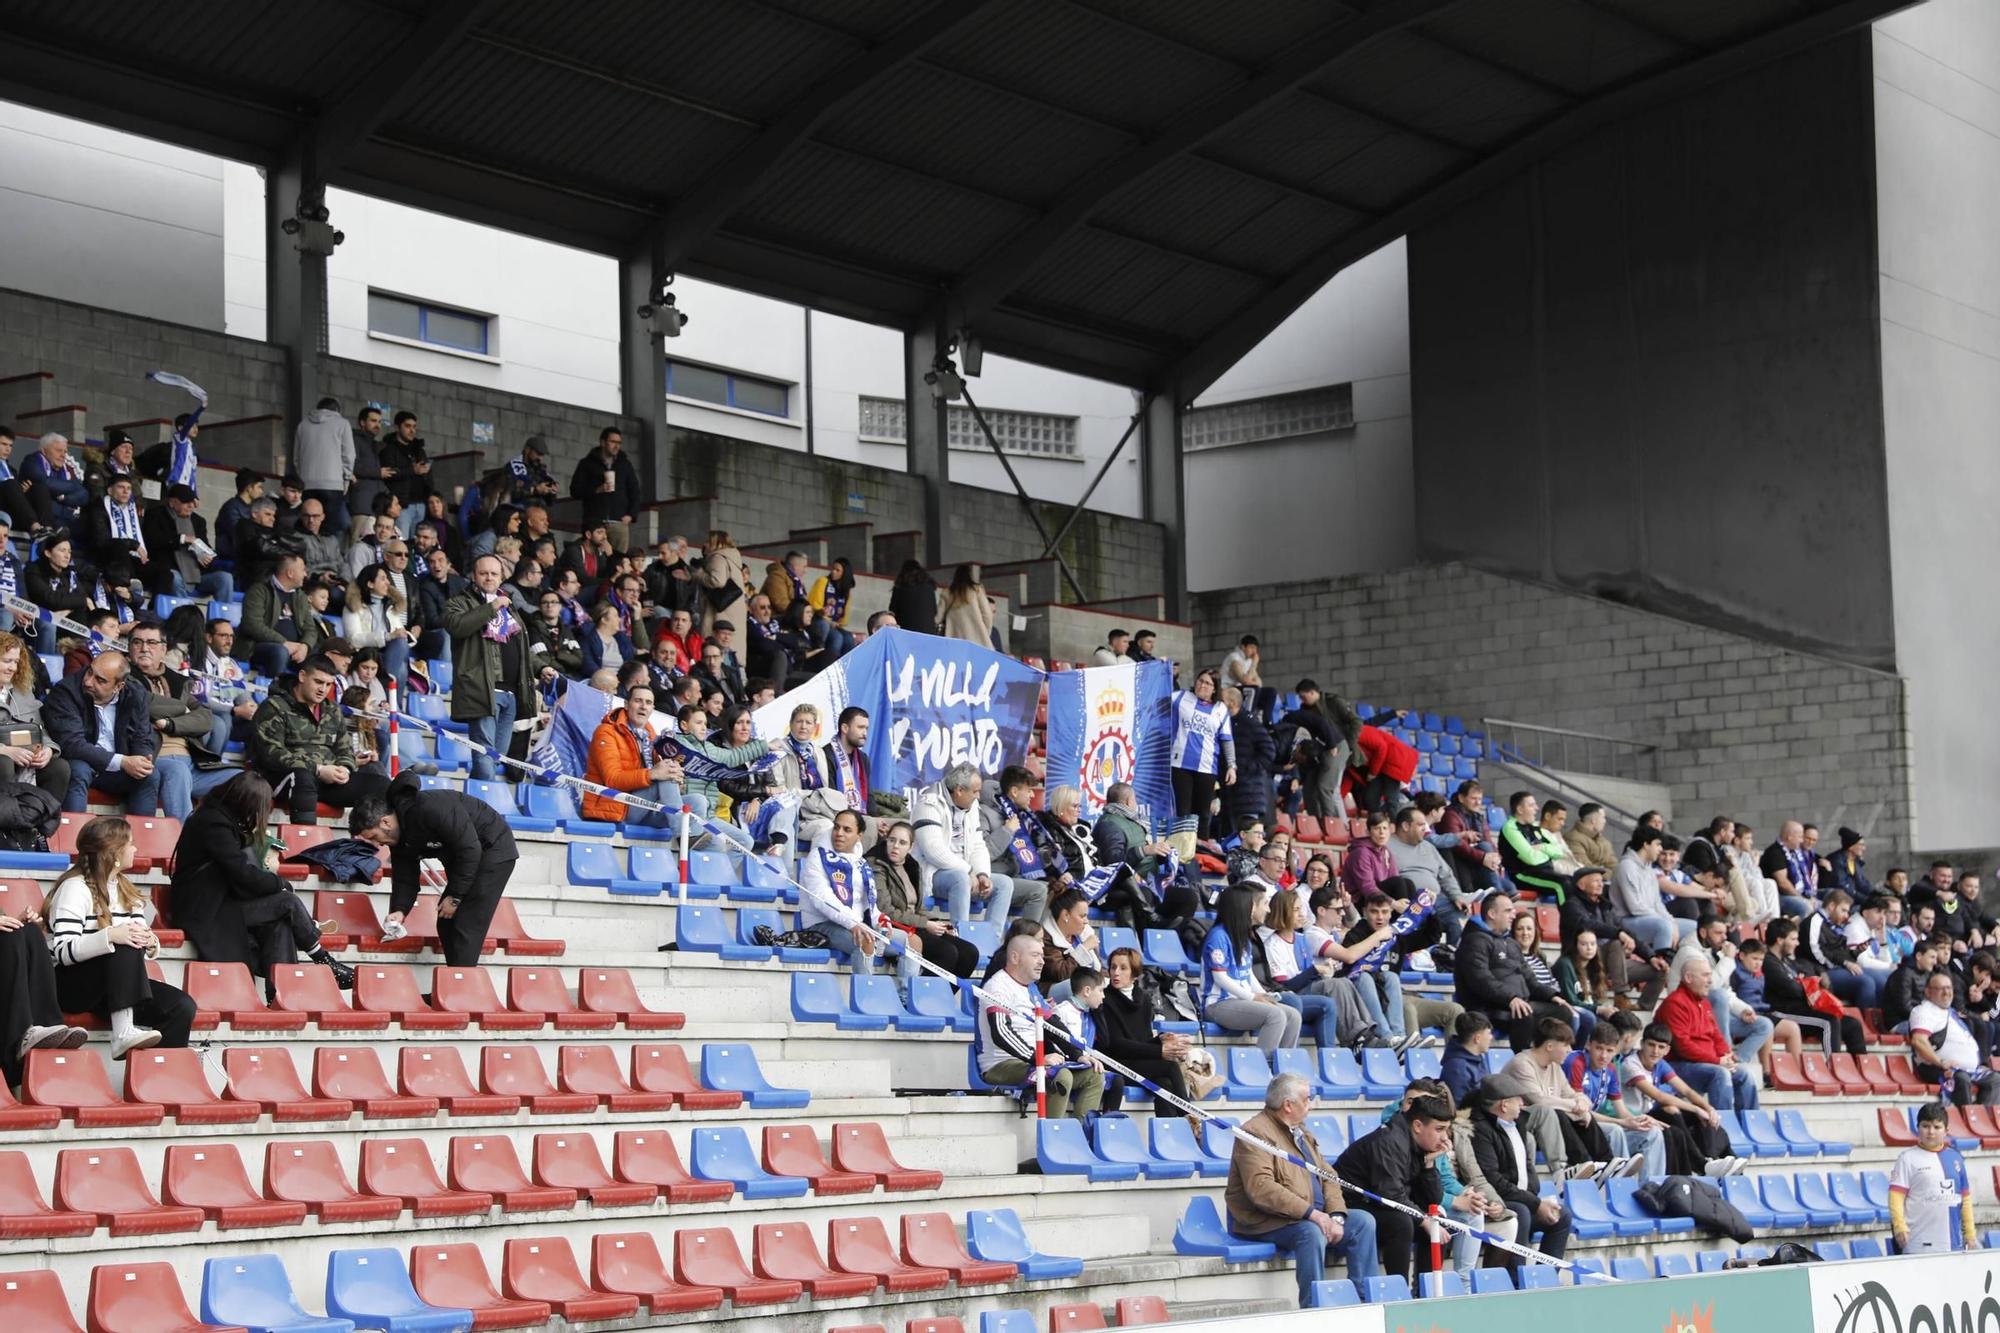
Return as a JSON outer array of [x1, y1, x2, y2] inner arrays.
[[0, 0, 1996, 1330]]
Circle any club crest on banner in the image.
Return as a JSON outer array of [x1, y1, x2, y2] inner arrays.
[[1082, 684, 1135, 808]]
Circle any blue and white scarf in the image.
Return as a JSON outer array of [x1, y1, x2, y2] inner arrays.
[[625, 714, 654, 768], [482, 595, 519, 643], [787, 735, 823, 790], [817, 844, 876, 917], [995, 791, 1052, 879], [1352, 887, 1436, 974], [104, 497, 141, 545], [659, 730, 780, 784], [0, 552, 17, 602]]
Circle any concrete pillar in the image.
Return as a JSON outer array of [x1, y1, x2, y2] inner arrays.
[[619, 240, 668, 519], [264, 147, 328, 434], [905, 319, 951, 566], [1142, 387, 1187, 620]]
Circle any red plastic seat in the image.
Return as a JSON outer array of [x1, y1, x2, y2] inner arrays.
[[354, 965, 468, 1029], [910, 1321, 965, 1333], [397, 897, 467, 953], [361, 1138, 490, 1218], [314, 1047, 439, 1119], [480, 1047, 594, 1115], [1883, 1054, 1930, 1094], [1535, 903, 1559, 943], [629, 1044, 741, 1109], [763, 1125, 873, 1195], [0, 1149, 97, 1237], [122, 1047, 258, 1124], [1116, 1295, 1169, 1326], [508, 969, 612, 1030], [0, 1078, 61, 1130], [1764, 1051, 1810, 1093], [1293, 814, 1325, 845], [87, 1262, 246, 1333], [399, 1045, 519, 1115], [0, 878, 46, 918], [589, 1233, 724, 1315], [833, 1121, 943, 1191], [23, 1049, 162, 1127], [827, 1215, 949, 1293], [0, 1268, 83, 1332], [578, 968, 685, 1029], [1795, 1053, 1843, 1097], [122, 816, 179, 872], [1051, 1302, 1109, 1331], [222, 1048, 349, 1122], [1964, 1104, 2000, 1147], [271, 963, 386, 1030], [160, 1144, 307, 1230], [411, 1244, 551, 1330], [54, 1147, 203, 1236], [902, 1212, 1017, 1285], [612, 1130, 733, 1204], [502, 1236, 639, 1322], [1944, 1104, 1996, 1149], [450, 1136, 577, 1213], [263, 1140, 401, 1223], [1856, 1054, 1905, 1096], [674, 1228, 802, 1306], [1826, 1053, 1876, 1096], [312, 889, 418, 952], [434, 966, 543, 1030], [753, 1220, 878, 1298], [181, 961, 307, 1030], [1877, 1107, 1918, 1147], [532, 1133, 655, 1208], [486, 898, 563, 955], [558, 1045, 675, 1112]]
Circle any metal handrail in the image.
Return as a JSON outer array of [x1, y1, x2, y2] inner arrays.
[[1481, 717, 1659, 784]]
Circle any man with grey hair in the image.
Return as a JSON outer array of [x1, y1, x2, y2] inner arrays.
[[1226, 1072, 1378, 1306], [913, 761, 1015, 922], [23, 432, 87, 529], [975, 932, 1101, 1118]]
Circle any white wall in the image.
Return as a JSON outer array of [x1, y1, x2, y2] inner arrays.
[[1184, 239, 1414, 591], [1874, 0, 2000, 850], [0, 102, 224, 329]]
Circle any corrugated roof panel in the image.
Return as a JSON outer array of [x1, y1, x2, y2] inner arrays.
[[1419, 0, 1687, 95], [1314, 29, 1571, 149], [1067, 0, 1335, 66], [1098, 156, 1362, 275], [749, 0, 942, 42], [1208, 92, 1450, 206], [1014, 230, 1267, 335], [1586, 0, 1805, 47], [1309, 130, 1469, 214]]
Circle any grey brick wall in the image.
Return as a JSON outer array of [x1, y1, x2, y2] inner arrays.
[[1193, 563, 1917, 857]]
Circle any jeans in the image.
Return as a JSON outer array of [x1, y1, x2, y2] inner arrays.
[[166, 568, 235, 602], [937, 868, 1016, 923], [204, 706, 237, 757], [1431, 895, 1467, 947], [623, 781, 702, 829], [1826, 966, 1884, 1010], [1779, 894, 1815, 920], [382, 636, 410, 694], [1279, 992, 1341, 1048], [64, 759, 162, 815], [821, 920, 917, 984], [1376, 971, 1407, 1039], [395, 505, 423, 542], [1728, 1011, 1775, 1063], [154, 754, 236, 820], [245, 641, 292, 680], [1245, 1210, 1380, 1308], [466, 689, 516, 780], [1604, 1121, 1667, 1176], [1673, 1059, 1759, 1111], [1621, 913, 1686, 954], [1207, 996, 1301, 1056], [1343, 972, 1392, 1040]]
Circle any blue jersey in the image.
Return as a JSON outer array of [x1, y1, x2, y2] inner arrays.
[[1169, 691, 1233, 774], [1200, 923, 1253, 1007]]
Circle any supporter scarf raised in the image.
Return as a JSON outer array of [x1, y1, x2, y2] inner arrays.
[[994, 791, 1044, 878], [658, 730, 780, 784], [1352, 886, 1436, 974], [787, 736, 824, 790], [482, 594, 519, 643]]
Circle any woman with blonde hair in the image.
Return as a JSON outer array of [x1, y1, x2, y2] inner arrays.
[[697, 529, 753, 638], [0, 630, 69, 800], [44, 816, 196, 1058]]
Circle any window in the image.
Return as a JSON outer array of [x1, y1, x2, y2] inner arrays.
[[1183, 384, 1354, 451], [367, 292, 491, 355], [666, 360, 790, 417], [857, 395, 1078, 458]]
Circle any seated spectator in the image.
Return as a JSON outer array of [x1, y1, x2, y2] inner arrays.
[[289, 497, 345, 589], [1506, 907, 1593, 1046], [45, 814, 195, 1059], [1202, 883, 1302, 1056], [0, 895, 89, 1087], [913, 762, 1014, 922], [42, 649, 160, 814], [1467, 1077, 1574, 1274], [1093, 780, 1198, 933], [233, 497, 304, 588], [1492, 1017, 1615, 1180], [1725, 936, 1808, 1058], [1342, 809, 1396, 901], [867, 820, 978, 980], [580, 682, 695, 826], [1561, 1024, 1666, 1177], [1097, 945, 1192, 1117], [1453, 891, 1568, 1050], [1804, 888, 1882, 1009], [1563, 802, 1617, 872], [1761, 820, 1815, 918], [24, 434, 88, 531], [768, 703, 860, 852], [1440, 1011, 1492, 1106], [1613, 1016, 1739, 1176], [1554, 927, 1621, 1036], [1560, 864, 1661, 1006], [1497, 792, 1573, 904], [1092, 629, 1131, 667], [579, 601, 632, 677], [1939, 873, 1997, 959], [1039, 888, 1100, 999], [1035, 783, 1098, 881], [212, 468, 263, 564], [237, 553, 324, 679], [801, 807, 912, 986], [1335, 1089, 1452, 1286], [23, 531, 90, 654], [1387, 803, 1468, 948], [1960, 950, 1998, 1064], [124, 623, 231, 820], [0, 630, 69, 801], [1662, 916, 1773, 1067], [341, 562, 413, 695], [775, 598, 831, 677], [1758, 917, 1867, 1056], [1226, 1072, 1378, 1305], [1666, 837, 1731, 926], [189, 618, 255, 753], [0, 427, 54, 534], [1338, 890, 1422, 1049], [1910, 969, 1999, 1106], [1612, 825, 1692, 954], [1438, 779, 1507, 899], [1257, 887, 1368, 1049], [742, 593, 790, 687], [1883, 929, 1941, 1035], [1826, 825, 1872, 897], [976, 933, 1102, 1118], [249, 654, 388, 824], [142, 484, 231, 603], [1658, 955, 1759, 1110], [1218, 634, 1261, 693], [983, 764, 1067, 915], [526, 587, 584, 682]]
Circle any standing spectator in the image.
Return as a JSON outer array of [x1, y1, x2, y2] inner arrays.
[[888, 559, 940, 634], [1200, 884, 1302, 1057], [1467, 1078, 1574, 1275], [1564, 803, 1617, 871], [507, 436, 560, 501], [1657, 956, 1759, 1111], [1225, 1072, 1378, 1306], [347, 405, 386, 520], [1092, 629, 1132, 666], [1343, 717, 1418, 816], [22, 434, 87, 531], [1129, 629, 1157, 661], [695, 530, 752, 638], [1334, 1093, 1453, 1287], [44, 815, 194, 1059], [249, 655, 388, 824], [378, 411, 433, 541], [912, 762, 1014, 922], [290, 396, 353, 535], [212, 468, 265, 565], [443, 554, 533, 782], [569, 426, 639, 550], [1890, 1102, 1978, 1253], [41, 651, 160, 814], [1221, 685, 1275, 833], [237, 553, 324, 678], [1168, 668, 1235, 822], [1277, 680, 1347, 820], [1219, 634, 1262, 694], [939, 564, 994, 647]]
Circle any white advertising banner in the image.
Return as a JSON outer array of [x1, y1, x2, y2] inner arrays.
[[1808, 1250, 2000, 1333]]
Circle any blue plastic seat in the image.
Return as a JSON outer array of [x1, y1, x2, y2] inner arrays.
[[1224, 1047, 1275, 1100], [1758, 1174, 1821, 1227], [466, 779, 552, 833], [522, 785, 617, 836], [956, 920, 1001, 963], [1419, 1271, 1466, 1298], [1404, 1047, 1443, 1081], [1605, 1176, 1694, 1234], [1564, 1179, 1646, 1238], [630, 847, 700, 897], [1038, 1119, 1140, 1182], [1311, 1279, 1360, 1307], [565, 841, 621, 888], [1860, 1170, 1892, 1214], [1654, 1253, 1693, 1278], [852, 975, 945, 1033], [733, 908, 827, 963], [674, 904, 732, 955], [1843, 1237, 1881, 1260], [424, 659, 453, 693], [908, 976, 973, 1032], [202, 1254, 355, 1333], [1696, 1251, 1730, 1273], [1483, 1049, 1510, 1076], [1469, 1268, 1515, 1294], [1319, 1047, 1365, 1097], [790, 972, 881, 1029], [1359, 1048, 1406, 1099], [1797, 1171, 1872, 1225], [1733, 1110, 1789, 1158], [1519, 1266, 1563, 1289], [742, 856, 793, 897], [1829, 1172, 1886, 1223], [325, 1249, 471, 1333], [1173, 1196, 1275, 1262], [1778, 1108, 1850, 1156], [1094, 1114, 1192, 1179], [979, 1314, 1038, 1333], [689, 1126, 808, 1199], [966, 1208, 1083, 1280], [1150, 1118, 1225, 1178], [433, 732, 472, 770], [1142, 928, 1198, 975], [1814, 1240, 1850, 1261], [688, 850, 737, 889], [1736, 1246, 1771, 1262], [1273, 1048, 1332, 1099], [416, 774, 456, 793], [1607, 1258, 1649, 1283], [1362, 1276, 1412, 1302], [1303, 1114, 1347, 1157], [1097, 926, 1140, 960], [700, 1045, 808, 1108], [1722, 1176, 1777, 1228]]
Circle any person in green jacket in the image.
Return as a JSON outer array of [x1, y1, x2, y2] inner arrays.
[[442, 554, 538, 783], [1499, 792, 1575, 905], [674, 704, 778, 849]]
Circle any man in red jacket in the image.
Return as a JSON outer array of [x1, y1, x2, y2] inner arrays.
[[1658, 956, 1760, 1111], [1343, 723, 1418, 816]]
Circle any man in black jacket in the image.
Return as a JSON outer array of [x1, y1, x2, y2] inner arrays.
[[1332, 1093, 1451, 1284], [142, 484, 232, 601], [569, 426, 640, 551], [1454, 891, 1568, 1049], [378, 411, 433, 539], [1468, 1076, 1573, 1274], [41, 650, 162, 814], [352, 771, 517, 966]]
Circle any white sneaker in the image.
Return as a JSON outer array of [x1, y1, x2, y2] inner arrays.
[[1406, 949, 1437, 972], [109, 1028, 161, 1061], [1564, 1162, 1599, 1180], [1615, 1154, 1646, 1178], [16, 1024, 86, 1060]]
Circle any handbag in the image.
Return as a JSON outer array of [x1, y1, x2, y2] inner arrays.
[[1799, 974, 1846, 1020]]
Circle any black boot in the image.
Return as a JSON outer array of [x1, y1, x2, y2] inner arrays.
[[311, 948, 356, 989]]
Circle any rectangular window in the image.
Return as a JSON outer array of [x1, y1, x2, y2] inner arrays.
[[857, 395, 1077, 457], [666, 360, 790, 417], [367, 291, 491, 355], [1183, 384, 1354, 451]]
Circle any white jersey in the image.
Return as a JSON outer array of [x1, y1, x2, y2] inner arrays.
[[1890, 1144, 1969, 1252], [1168, 691, 1233, 774]]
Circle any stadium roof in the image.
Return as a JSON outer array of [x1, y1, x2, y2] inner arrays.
[[0, 0, 1913, 396]]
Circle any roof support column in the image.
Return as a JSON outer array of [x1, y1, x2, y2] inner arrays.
[[265, 144, 327, 437], [1141, 387, 1187, 621], [619, 237, 668, 537], [906, 318, 951, 567]]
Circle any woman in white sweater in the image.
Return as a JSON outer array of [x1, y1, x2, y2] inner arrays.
[[44, 815, 196, 1059]]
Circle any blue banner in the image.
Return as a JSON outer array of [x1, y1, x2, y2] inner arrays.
[[1044, 659, 1174, 820], [753, 627, 1043, 795], [548, 681, 614, 784]]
